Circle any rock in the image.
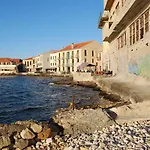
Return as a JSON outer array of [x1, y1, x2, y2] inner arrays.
[[15, 139, 29, 149], [26, 147, 32, 150], [64, 147, 74, 150], [46, 138, 53, 144], [30, 123, 42, 133], [1, 147, 9, 150], [80, 147, 88, 150], [0, 136, 11, 149], [38, 128, 51, 140], [20, 128, 35, 140]]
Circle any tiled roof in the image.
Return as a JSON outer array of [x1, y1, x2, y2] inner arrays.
[[58, 40, 93, 52], [11, 58, 20, 64], [0, 58, 11, 63], [24, 57, 32, 60], [0, 58, 20, 64]]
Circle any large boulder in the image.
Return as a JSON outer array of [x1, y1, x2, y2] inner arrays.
[[30, 123, 42, 133], [20, 128, 35, 140], [53, 108, 114, 135], [38, 128, 51, 140], [0, 136, 11, 149], [15, 139, 29, 149]]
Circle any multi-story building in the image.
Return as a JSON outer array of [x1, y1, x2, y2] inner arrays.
[[57, 40, 102, 74], [98, 0, 150, 78], [23, 57, 33, 72], [49, 51, 58, 73], [34, 55, 43, 73], [0, 58, 20, 73]]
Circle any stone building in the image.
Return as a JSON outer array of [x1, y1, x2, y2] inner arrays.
[[98, 0, 150, 78]]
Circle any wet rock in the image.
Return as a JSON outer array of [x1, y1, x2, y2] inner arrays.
[[37, 128, 51, 140], [30, 123, 42, 133], [0, 136, 11, 149], [20, 128, 35, 140], [15, 139, 29, 149]]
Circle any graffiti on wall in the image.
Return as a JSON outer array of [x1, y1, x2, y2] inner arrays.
[[138, 54, 150, 78], [128, 54, 150, 79], [128, 58, 138, 75]]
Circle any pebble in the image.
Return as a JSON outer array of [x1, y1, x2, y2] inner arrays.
[[32, 120, 150, 150]]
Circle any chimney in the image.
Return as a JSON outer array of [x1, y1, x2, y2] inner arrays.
[[71, 43, 74, 49]]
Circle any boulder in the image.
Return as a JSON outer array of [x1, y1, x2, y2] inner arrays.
[[15, 139, 29, 149], [38, 128, 51, 140], [30, 123, 42, 133], [0, 136, 11, 149], [20, 128, 35, 140]]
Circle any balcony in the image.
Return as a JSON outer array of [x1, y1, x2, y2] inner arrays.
[[97, 56, 101, 61], [75, 54, 79, 58], [71, 55, 74, 59], [66, 63, 71, 67], [98, 11, 109, 28]]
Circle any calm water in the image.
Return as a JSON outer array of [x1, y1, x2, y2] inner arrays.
[[0, 76, 99, 124]]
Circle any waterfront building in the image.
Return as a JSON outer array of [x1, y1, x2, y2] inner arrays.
[[23, 57, 33, 72], [34, 55, 43, 73], [0, 58, 20, 73], [98, 0, 150, 78], [56, 40, 102, 74], [49, 51, 58, 73]]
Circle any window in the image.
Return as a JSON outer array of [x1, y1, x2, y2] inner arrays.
[[129, 26, 132, 45], [136, 20, 139, 41], [117, 32, 126, 49], [77, 58, 79, 62], [72, 67, 74, 71], [92, 51, 94, 57], [85, 58, 86, 62], [72, 59, 74, 64], [133, 23, 135, 44], [145, 10, 149, 33], [140, 15, 144, 39], [92, 59, 94, 63], [84, 50, 87, 56]]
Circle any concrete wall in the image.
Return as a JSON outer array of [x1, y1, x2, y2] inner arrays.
[[73, 72, 94, 82]]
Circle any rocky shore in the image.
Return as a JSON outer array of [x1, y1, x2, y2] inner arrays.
[[1, 113, 149, 150]]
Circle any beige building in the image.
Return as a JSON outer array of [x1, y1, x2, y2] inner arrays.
[[56, 40, 102, 74], [0, 58, 20, 73], [99, 0, 150, 79], [49, 51, 58, 73], [23, 58, 33, 72]]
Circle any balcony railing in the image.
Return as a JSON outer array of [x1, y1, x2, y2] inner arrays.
[[98, 11, 109, 29], [75, 54, 79, 58]]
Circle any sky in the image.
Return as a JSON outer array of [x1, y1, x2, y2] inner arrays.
[[0, 0, 103, 59]]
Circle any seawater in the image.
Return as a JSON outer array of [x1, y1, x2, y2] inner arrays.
[[0, 76, 99, 124]]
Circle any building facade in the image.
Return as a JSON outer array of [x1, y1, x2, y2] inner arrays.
[[23, 58, 33, 72], [0, 58, 20, 73], [99, 0, 150, 78], [57, 40, 102, 74]]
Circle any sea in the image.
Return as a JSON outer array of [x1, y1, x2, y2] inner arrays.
[[0, 76, 100, 124]]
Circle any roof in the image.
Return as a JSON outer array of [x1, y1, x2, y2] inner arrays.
[[58, 40, 94, 52], [0, 58, 20, 64], [24, 57, 33, 60]]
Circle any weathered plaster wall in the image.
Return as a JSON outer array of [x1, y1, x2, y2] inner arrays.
[[107, 4, 150, 79]]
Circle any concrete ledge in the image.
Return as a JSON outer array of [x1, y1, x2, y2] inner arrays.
[[94, 77, 150, 103]]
